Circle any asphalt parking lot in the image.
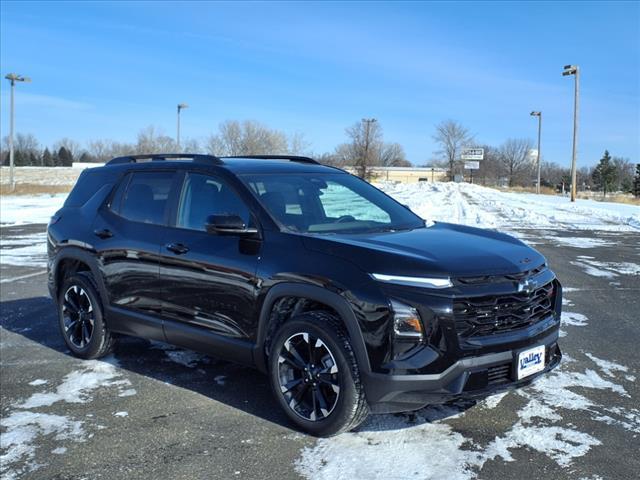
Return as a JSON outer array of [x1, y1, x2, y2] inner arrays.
[[1, 222, 639, 480]]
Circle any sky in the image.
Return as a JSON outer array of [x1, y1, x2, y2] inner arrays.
[[1, 1, 638, 167]]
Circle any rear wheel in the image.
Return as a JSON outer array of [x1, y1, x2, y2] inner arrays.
[[58, 272, 115, 359], [268, 311, 369, 436]]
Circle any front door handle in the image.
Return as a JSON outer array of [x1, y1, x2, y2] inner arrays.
[[166, 243, 190, 255], [94, 228, 113, 239]]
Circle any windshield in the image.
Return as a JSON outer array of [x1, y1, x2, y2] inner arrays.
[[241, 173, 425, 234]]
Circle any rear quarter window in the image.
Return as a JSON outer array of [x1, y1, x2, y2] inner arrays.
[[64, 169, 120, 207], [117, 171, 176, 225]]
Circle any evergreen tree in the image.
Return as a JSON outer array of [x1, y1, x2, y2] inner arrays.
[[633, 164, 640, 198], [42, 148, 54, 167], [57, 146, 73, 167], [52, 148, 62, 167], [29, 151, 40, 166], [591, 150, 617, 197]]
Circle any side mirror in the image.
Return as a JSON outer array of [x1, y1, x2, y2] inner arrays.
[[205, 214, 258, 236]]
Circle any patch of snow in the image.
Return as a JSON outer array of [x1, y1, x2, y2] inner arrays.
[[113, 411, 128, 417], [118, 388, 137, 397], [570, 255, 640, 278], [1, 357, 131, 479], [544, 236, 615, 249], [28, 379, 48, 386], [0, 411, 84, 479], [149, 341, 210, 368], [480, 391, 509, 409], [584, 353, 632, 379], [0, 194, 67, 226], [14, 358, 131, 409], [0, 232, 48, 268], [51, 447, 67, 455], [561, 311, 588, 328]]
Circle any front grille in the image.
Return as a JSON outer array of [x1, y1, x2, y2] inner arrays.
[[456, 264, 546, 286], [454, 282, 555, 338], [487, 363, 511, 384]]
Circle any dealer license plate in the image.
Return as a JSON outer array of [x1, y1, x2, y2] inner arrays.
[[517, 345, 546, 380]]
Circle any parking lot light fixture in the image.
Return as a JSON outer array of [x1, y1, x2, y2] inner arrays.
[[177, 103, 189, 151], [530, 111, 542, 194], [562, 65, 580, 202], [5, 73, 31, 191]]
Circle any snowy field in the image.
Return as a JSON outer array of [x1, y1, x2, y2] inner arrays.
[[1, 181, 639, 479]]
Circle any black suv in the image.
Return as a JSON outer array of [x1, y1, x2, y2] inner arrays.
[[48, 154, 562, 436]]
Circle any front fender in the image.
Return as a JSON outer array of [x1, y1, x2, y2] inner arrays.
[[252, 282, 371, 374]]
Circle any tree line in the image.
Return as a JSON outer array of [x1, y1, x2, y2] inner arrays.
[[1, 118, 637, 196], [426, 119, 638, 196]]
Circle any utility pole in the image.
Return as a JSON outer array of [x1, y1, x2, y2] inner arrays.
[[530, 111, 542, 194], [176, 103, 188, 151], [562, 65, 579, 202], [361, 118, 376, 179], [5, 73, 31, 191]]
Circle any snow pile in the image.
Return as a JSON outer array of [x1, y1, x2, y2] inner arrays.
[[377, 182, 640, 232]]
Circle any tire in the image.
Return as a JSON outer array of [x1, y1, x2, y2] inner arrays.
[[57, 271, 116, 359], [268, 311, 369, 437]]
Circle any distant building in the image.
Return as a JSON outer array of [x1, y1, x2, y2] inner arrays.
[[343, 166, 448, 183]]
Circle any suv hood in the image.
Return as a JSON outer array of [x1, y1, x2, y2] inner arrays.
[[301, 222, 545, 279]]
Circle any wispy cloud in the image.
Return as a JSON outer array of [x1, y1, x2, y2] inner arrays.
[[0, 92, 93, 111]]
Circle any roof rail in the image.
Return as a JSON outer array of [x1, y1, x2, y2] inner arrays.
[[221, 155, 319, 165], [106, 153, 222, 165]]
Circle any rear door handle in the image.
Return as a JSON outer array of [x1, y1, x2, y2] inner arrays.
[[93, 228, 113, 239], [166, 243, 190, 255]]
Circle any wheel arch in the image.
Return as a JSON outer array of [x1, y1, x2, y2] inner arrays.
[[253, 282, 371, 375], [52, 247, 108, 305]]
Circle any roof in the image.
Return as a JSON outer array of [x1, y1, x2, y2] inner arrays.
[[102, 154, 343, 175]]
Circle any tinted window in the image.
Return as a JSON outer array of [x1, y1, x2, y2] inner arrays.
[[119, 171, 174, 225], [64, 168, 119, 207], [242, 173, 424, 234], [177, 173, 251, 231]]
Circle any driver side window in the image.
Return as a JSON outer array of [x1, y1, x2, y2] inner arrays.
[[177, 173, 251, 231]]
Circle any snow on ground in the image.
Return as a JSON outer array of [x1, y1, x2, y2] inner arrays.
[[296, 281, 639, 479], [0, 356, 134, 480], [0, 194, 66, 226], [378, 181, 640, 232]]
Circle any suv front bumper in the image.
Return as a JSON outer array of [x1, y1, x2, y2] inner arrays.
[[363, 329, 561, 414]]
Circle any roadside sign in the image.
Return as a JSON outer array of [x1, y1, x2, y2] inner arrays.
[[464, 161, 480, 170], [461, 148, 484, 161]]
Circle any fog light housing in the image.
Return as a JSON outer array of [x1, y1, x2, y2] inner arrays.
[[391, 300, 424, 340]]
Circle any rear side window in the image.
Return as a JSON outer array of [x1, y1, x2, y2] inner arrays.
[[118, 171, 175, 225], [64, 169, 119, 207]]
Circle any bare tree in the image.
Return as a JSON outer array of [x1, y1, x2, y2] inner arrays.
[[288, 132, 311, 155], [432, 120, 474, 181], [612, 156, 634, 192], [341, 119, 383, 179], [207, 120, 289, 156], [54, 138, 81, 160], [499, 138, 534, 187], [135, 126, 177, 154], [379, 142, 410, 167]]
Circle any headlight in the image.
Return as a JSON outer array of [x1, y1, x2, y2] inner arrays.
[[371, 273, 452, 289], [390, 300, 424, 340]]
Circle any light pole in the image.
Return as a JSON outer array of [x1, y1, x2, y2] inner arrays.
[[5, 73, 31, 191], [361, 118, 377, 179], [176, 103, 188, 150], [562, 64, 579, 202], [530, 111, 542, 194]]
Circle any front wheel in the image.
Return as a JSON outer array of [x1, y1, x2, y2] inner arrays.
[[268, 311, 369, 436]]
